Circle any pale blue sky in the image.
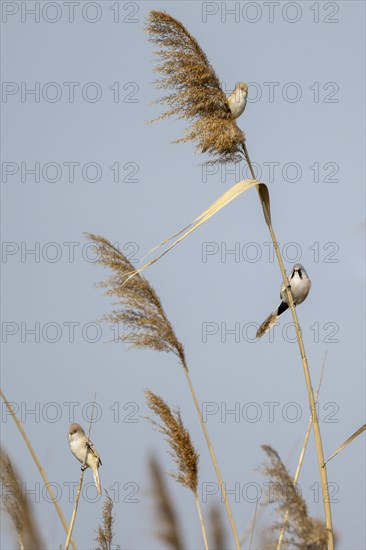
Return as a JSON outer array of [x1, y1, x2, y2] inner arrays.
[[1, 1, 365, 549]]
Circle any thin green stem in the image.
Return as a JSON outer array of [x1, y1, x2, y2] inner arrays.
[[242, 142, 334, 550]]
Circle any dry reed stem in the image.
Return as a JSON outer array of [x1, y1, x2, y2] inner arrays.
[[195, 494, 209, 550], [248, 500, 259, 550], [277, 353, 327, 549], [239, 498, 265, 549], [0, 388, 77, 550], [65, 394, 97, 550], [64, 469, 86, 550], [242, 143, 334, 550]]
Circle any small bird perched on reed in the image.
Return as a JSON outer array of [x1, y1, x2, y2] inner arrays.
[[256, 264, 311, 338], [68, 423, 102, 496], [227, 83, 248, 119], [146, 10, 249, 164]]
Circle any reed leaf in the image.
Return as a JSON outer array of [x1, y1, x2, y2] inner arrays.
[[126, 179, 270, 281], [325, 424, 366, 465]]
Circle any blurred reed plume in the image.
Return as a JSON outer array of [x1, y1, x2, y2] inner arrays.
[[146, 391, 198, 493], [209, 504, 227, 550], [149, 456, 185, 550], [146, 391, 208, 549], [0, 450, 43, 550], [146, 10, 245, 164], [86, 234, 186, 367], [261, 445, 328, 550], [95, 493, 121, 550]]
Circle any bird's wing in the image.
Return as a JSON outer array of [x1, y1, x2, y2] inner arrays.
[[86, 438, 102, 466]]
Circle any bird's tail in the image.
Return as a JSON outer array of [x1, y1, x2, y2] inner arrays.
[[92, 465, 101, 496], [256, 302, 288, 339]]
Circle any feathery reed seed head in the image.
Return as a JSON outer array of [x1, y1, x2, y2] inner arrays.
[[146, 10, 246, 164], [146, 391, 199, 494], [86, 234, 186, 368], [261, 445, 328, 549], [95, 493, 120, 550]]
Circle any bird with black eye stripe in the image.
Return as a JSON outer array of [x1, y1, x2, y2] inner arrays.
[[256, 264, 311, 339]]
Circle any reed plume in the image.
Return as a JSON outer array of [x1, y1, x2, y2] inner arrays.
[[149, 456, 184, 550], [95, 493, 121, 550], [209, 504, 227, 550], [86, 233, 186, 365], [146, 10, 245, 164], [0, 450, 43, 550], [146, 391, 198, 492], [145, 391, 208, 549], [261, 445, 328, 550]]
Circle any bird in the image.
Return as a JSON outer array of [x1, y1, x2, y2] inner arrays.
[[227, 82, 248, 119], [68, 423, 102, 496], [256, 264, 311, 339]]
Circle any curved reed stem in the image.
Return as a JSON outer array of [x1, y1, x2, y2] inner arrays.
[[242, 142, 334, 550], [182, 366, 240, 550], [0, 388, 77, 550]]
